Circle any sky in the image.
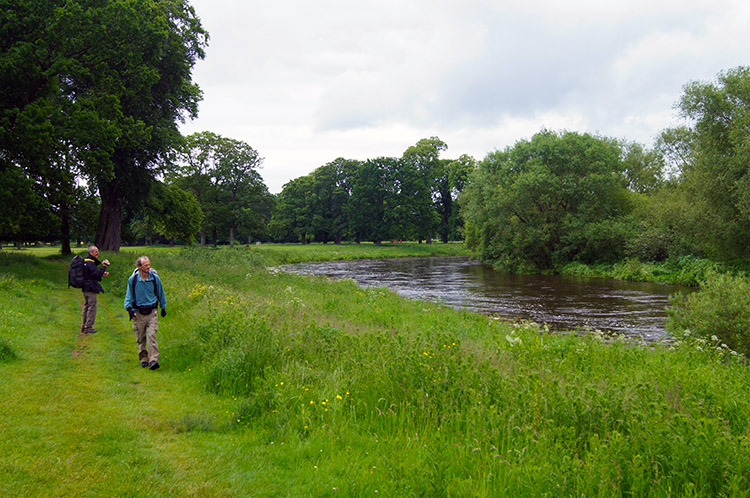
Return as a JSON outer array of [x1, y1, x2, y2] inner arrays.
[[178, 0, 750, 193]]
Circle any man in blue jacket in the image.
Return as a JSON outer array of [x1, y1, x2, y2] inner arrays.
[[124, 256, 167, 370], [81, 245, 109, 334]]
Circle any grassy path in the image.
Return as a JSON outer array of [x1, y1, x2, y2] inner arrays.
[[0, 277, 245, 497], [0, 253, 347, 497]]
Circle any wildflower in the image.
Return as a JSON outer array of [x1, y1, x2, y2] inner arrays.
[[336, 395, 343, 400]]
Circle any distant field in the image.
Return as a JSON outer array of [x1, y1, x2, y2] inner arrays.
[[5, 241, 471, 264]]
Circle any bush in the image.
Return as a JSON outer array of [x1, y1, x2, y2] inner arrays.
[[667, 271, 750, 355]]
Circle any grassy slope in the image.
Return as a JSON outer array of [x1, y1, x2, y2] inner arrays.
[[2, 244, 750, 497]]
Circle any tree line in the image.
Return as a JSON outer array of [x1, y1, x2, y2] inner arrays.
[[269, 138, 474, 245], [3, 1, 750, 268], [461, 66, 750, 271]]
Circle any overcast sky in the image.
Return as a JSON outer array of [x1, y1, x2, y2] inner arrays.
[[178, 0, 750, 193]]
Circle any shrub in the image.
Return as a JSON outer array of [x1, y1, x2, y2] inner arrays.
[[667, 271, 750, 355]]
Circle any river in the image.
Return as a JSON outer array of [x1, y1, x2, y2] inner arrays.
[[283, 257, 690, 342]]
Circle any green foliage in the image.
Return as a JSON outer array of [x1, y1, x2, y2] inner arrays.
[[349, 156, 398, 243], [271, 138, 472, 244], [145, 182, 203, 244], [461, 130, 633, 271], [667, 271, 750, 355], [560, 255, 725, 286], [0, 0, 209, 251], [671, 66, 750, 260], [175, 131, 272, 246]]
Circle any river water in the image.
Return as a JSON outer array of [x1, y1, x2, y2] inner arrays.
[[283, 257, 689, 342]]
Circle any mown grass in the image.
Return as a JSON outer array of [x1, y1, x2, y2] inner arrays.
[[2, 244, 750, 497]]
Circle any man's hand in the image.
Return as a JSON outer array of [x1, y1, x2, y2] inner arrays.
[[161, 309, 166, 318], [128, 308, 136, 321]]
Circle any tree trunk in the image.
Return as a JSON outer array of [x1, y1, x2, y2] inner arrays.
[[95, 183, 122, 252], [335, 232, 342, 244], [60, 205, 72, 255], [229, 224, 235, 248], [200, 231, 206, 247], [212, 228, 218, 248]]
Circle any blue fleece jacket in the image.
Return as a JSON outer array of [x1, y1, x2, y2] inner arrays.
[[124, 270, 167, 311]]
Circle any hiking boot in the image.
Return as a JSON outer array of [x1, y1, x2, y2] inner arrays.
[[140, 361, 148, 368], [84, 329, 97, 334], [148, 361, 160, 370]]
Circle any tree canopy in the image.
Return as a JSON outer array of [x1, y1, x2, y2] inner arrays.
[[0, 0, 208, 252], [173, 131, 272, 246], [269, 139, 471, 245], [461, 130, 632, 271]]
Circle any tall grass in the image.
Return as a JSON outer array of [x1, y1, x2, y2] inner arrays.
[[560, 255, 730, 287], [2, 246, 750, 497], [161, 246, 750, 496]]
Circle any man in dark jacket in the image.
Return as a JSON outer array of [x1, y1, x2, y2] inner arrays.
[[81, 245, 109, 334]]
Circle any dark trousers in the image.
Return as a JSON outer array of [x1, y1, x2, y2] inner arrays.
[[81, 291, 97, 332]]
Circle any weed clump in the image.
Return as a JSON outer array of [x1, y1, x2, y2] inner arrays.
[[0, 338, 17, 363]]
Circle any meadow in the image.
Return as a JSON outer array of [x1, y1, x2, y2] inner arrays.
[[1, 244, 749, 497]]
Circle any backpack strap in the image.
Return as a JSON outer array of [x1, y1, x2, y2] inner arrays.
[[131, 271, 159, 308]]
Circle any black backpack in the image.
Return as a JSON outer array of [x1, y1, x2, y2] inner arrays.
[[68, 255, 85, 288]]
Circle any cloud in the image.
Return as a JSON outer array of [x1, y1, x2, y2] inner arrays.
[[182, 0, 750, 192]]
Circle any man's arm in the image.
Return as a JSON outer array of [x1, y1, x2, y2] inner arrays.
[[124, 276, 135, 310]]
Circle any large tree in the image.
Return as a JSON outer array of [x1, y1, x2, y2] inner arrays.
[[0, 0, 208, 252], [401, 137, 446, 243], [667, 66, 750, 259], [461, 130, 631, 271], [91, 0, 207, 251], [349, 157, 399, 244], [175, 132, 267, 247]]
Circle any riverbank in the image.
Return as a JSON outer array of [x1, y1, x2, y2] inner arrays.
[[559, 255, 743, 287], [2, 246, 749, 496]]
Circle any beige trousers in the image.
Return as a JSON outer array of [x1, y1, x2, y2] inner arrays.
[[133, 309, 159, 363]]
